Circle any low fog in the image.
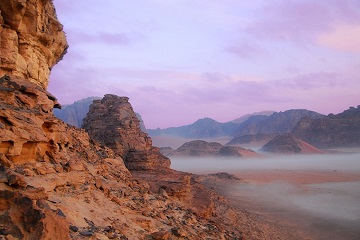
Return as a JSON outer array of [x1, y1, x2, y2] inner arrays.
[[170, 152, 360, 173], [170, 152, 360, 240]]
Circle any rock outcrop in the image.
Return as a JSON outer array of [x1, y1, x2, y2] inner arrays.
[[260, 134, 324, 154], [218, 146, 260, 157], [82, 94, 170, 171], [0, 0, 68, 88], [293, 106, 360, 147], [168, 140, 261, 158], [173, 140, 223, 156]]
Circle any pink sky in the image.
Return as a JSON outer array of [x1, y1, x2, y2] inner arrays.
[[49, 0, 360, 129]]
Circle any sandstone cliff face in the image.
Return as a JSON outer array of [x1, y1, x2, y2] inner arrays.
[[82, 94, 170, 171], [0, 0, 68, 88]]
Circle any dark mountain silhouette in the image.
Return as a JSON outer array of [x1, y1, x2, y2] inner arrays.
[[147, 117, 239, 138], [231, 111, 275, 123], [293, 106, 360, 147], [233, 109, 324, 137], [54, 96, 100, 128], [226, 133, 275, 145]]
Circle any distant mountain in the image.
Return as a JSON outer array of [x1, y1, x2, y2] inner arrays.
[[231, 111, 275, 124], [54, 97, 100, 128], [148, 109, 323, 139], [164, 140, 260, 157], [54, 97, 147, 131], [226, 133, 275, 145], [260, 134, 324, 154], [292, 106, 360, 147], [147, 117, 239, 138], [233, 109, 324, 137]]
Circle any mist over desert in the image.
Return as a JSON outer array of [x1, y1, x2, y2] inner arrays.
[[169, 150, 360, 240]]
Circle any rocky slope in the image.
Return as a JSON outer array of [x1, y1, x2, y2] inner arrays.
[[293, 106, 360, 148], [260, 134, 324, 154], [164, 140, 260, 158], [0, 0, 68, 88]]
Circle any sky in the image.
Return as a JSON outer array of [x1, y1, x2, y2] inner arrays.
[[49, 0, 360, 129]]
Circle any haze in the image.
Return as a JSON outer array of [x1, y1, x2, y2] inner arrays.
[[170, 152, 360, 239]]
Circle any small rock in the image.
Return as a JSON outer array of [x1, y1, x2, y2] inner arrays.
[[79, 230, 93, 236], [6, 170, 27, 187], [69, 225, 78, 232], [171, 227, 187, 237], [56, 209, 66, 217], [150, 230, 170, 240]]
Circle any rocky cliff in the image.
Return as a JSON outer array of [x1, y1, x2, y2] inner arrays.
[[293, 106, 360, 147], [0, 0, 68, 88], [82, 94, 170, 171]]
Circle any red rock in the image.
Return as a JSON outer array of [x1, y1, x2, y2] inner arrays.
[[82, 94, 170, 171]]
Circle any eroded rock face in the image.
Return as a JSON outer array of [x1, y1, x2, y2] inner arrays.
[[0, 0, 68, 88], [0, 75, 112, 167], [82, 94, 171, 171]]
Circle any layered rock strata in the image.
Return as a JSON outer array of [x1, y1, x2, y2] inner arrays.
[[0, 0, 68, 88], [82, 94, 170, 171]]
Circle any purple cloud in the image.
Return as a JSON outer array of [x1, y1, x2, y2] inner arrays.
[[247, 0, 360, 42], [225, 41, 265, 58]]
